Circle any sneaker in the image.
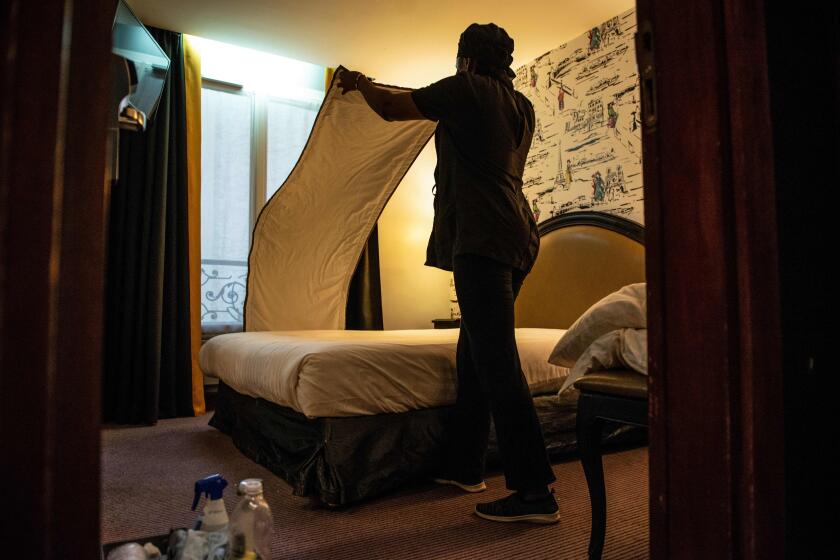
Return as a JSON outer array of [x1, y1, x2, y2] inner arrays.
[[433, 477, 487, 493], [474, 490, 559, 524]]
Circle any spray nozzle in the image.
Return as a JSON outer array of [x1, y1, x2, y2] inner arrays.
[[191, 474, 228, 511]]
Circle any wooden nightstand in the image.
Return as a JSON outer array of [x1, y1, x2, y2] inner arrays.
[[432, 318, 461, 329]]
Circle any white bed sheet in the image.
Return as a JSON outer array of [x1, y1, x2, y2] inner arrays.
[[199, 328, 568, 418]]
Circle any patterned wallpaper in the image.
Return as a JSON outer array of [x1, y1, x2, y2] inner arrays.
[[514, 8, 644, 225]]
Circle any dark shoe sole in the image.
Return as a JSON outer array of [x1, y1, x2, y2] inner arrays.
[[473, 508, 560, 524], [433, 478, 487, 493]]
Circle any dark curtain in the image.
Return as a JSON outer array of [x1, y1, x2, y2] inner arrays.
[[103, 28, 194, 424], [345, 224, 384, 330]]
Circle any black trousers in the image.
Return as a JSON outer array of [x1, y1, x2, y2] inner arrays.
[[444, 253, 556, 492]]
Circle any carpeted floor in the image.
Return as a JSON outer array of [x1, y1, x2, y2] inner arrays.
[[102, 414, 648, 559]]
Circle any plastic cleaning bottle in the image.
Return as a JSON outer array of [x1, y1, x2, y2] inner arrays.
[[191, 474, 230, 533], [227, 479, 273, 560]]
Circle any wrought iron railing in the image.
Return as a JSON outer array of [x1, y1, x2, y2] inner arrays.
[[201, 259, 247, 325]]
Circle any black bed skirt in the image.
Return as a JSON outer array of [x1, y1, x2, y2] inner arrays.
[[209, 381, 643, 505]]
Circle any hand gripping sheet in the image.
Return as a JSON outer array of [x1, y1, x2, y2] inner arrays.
[[244, 67, 435, 331]]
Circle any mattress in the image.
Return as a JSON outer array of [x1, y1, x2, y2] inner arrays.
[[199, 328, 568, 418], [246, 69, 436, 332]]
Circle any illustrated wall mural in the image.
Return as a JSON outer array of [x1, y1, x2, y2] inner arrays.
[[514, 8, 643, 224]]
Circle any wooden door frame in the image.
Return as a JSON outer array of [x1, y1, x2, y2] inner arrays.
[[637, 0, 785, 557], [0, 0, 113, 556]]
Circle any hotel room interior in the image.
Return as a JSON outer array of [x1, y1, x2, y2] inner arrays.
[[0, 0, 831, 558]]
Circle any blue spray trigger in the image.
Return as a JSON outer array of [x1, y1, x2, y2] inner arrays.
[[192, 474, 228, 511]]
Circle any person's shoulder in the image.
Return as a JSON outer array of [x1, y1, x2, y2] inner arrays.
[[442, 72, 484, 100], [465, 73, 486, 89], [414, 73, 460, 91], [450, 71, 478, 89], [418, 72, 473, 94]]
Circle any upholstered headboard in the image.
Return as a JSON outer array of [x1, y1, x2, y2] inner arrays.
[[515, 212, 645, 329]]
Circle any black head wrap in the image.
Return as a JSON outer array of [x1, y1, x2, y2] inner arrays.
[[457, 23, 516, 80]]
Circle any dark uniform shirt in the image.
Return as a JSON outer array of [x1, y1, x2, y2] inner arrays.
[[411, 71, 539, 273]]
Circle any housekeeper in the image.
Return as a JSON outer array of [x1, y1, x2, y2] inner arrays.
[[338, 22, 558, 524]]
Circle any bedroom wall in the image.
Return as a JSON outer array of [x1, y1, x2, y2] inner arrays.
[[378, 143, 453, 329], [376, 66, 453, 330]]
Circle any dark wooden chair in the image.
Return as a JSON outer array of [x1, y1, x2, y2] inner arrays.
[[575, 370, 649, 560]]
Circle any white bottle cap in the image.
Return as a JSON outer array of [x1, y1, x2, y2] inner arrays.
[[238, 478, 263, 495]]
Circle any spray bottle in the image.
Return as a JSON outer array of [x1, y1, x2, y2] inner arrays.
[[191, 474, 230, 533]]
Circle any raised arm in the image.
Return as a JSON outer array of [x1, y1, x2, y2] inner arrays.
[[337, 70, 428, 122]]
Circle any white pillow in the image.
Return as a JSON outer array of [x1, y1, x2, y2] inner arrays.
[[558, 328, 648, 394], [548, 282, 646, 367]]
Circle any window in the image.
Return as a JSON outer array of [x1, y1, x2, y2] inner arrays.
[[200, 85, 253, 329], [266, 97, 319, 201], [194, 37, 324, 332]]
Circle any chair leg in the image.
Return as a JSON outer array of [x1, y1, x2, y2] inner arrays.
[[577, 396, 606, 560]]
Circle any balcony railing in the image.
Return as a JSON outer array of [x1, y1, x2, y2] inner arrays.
[[201, 259, 247, 326]]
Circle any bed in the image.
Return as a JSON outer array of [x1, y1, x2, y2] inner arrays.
[[202, 211, 646, 506]]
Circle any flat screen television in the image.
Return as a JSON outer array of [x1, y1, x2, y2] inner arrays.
[[111, 0, 169, 130]]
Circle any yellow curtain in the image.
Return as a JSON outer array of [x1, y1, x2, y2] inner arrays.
[[325, 67, 335, 92], [184, 34, 205, 415]]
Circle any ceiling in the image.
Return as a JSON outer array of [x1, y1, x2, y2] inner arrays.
[[129, 0, 634, 86]]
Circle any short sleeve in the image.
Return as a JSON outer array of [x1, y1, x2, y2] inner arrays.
[[411, 73, 474, 123]]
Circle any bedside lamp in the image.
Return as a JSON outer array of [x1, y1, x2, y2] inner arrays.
[[432, 275, 462, 329], [449, 275, 461, 320]]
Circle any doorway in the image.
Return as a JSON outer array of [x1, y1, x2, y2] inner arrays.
[[3, 0, 830, 557]]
